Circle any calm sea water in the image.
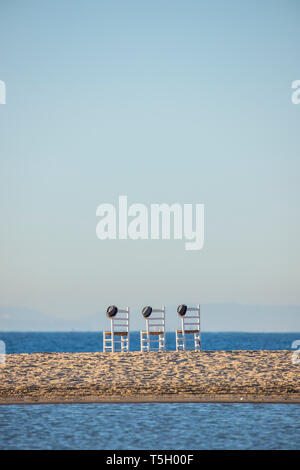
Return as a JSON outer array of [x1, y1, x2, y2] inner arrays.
[[1, 331, 299, 353], [0, 403, 299, 450], [0, 332, 299, 450]]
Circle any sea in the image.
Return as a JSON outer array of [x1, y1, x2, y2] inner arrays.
[[0, 331, 299, 450]]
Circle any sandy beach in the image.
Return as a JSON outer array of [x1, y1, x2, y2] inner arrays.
[[0, 351, 299, 404]]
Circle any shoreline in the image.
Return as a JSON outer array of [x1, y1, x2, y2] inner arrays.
[[1, 396, 300, 405], [1, 351, 299, 405]]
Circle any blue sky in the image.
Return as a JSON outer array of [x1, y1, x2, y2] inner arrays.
[[0, 0, 299, 330]]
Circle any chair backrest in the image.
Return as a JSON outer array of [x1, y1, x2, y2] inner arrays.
[[177, 304, 200, 333]]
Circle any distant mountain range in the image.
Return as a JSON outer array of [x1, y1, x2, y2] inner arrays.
[[0, 304, 299, 332]]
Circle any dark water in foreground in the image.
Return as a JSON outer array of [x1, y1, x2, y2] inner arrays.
[[0, 403, 299, 450], [1, 331, 299, 353]]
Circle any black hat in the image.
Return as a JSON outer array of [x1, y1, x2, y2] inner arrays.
[[177, 304, 187, 316], [142, 306, 153, 318], [106, 305, 118, 318]]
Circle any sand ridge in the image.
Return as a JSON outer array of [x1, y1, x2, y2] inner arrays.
[[0, 350, 299, 404]]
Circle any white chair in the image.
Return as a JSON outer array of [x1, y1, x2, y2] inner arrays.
[[103, 305, 130, 352], [140, 306, 166, 351], [176, 304, 201, 351]]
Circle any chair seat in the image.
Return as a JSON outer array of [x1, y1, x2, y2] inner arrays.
[[104, 331, 128, 336], [176, 329, 199, 334], [141, 331, 164, 336]]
